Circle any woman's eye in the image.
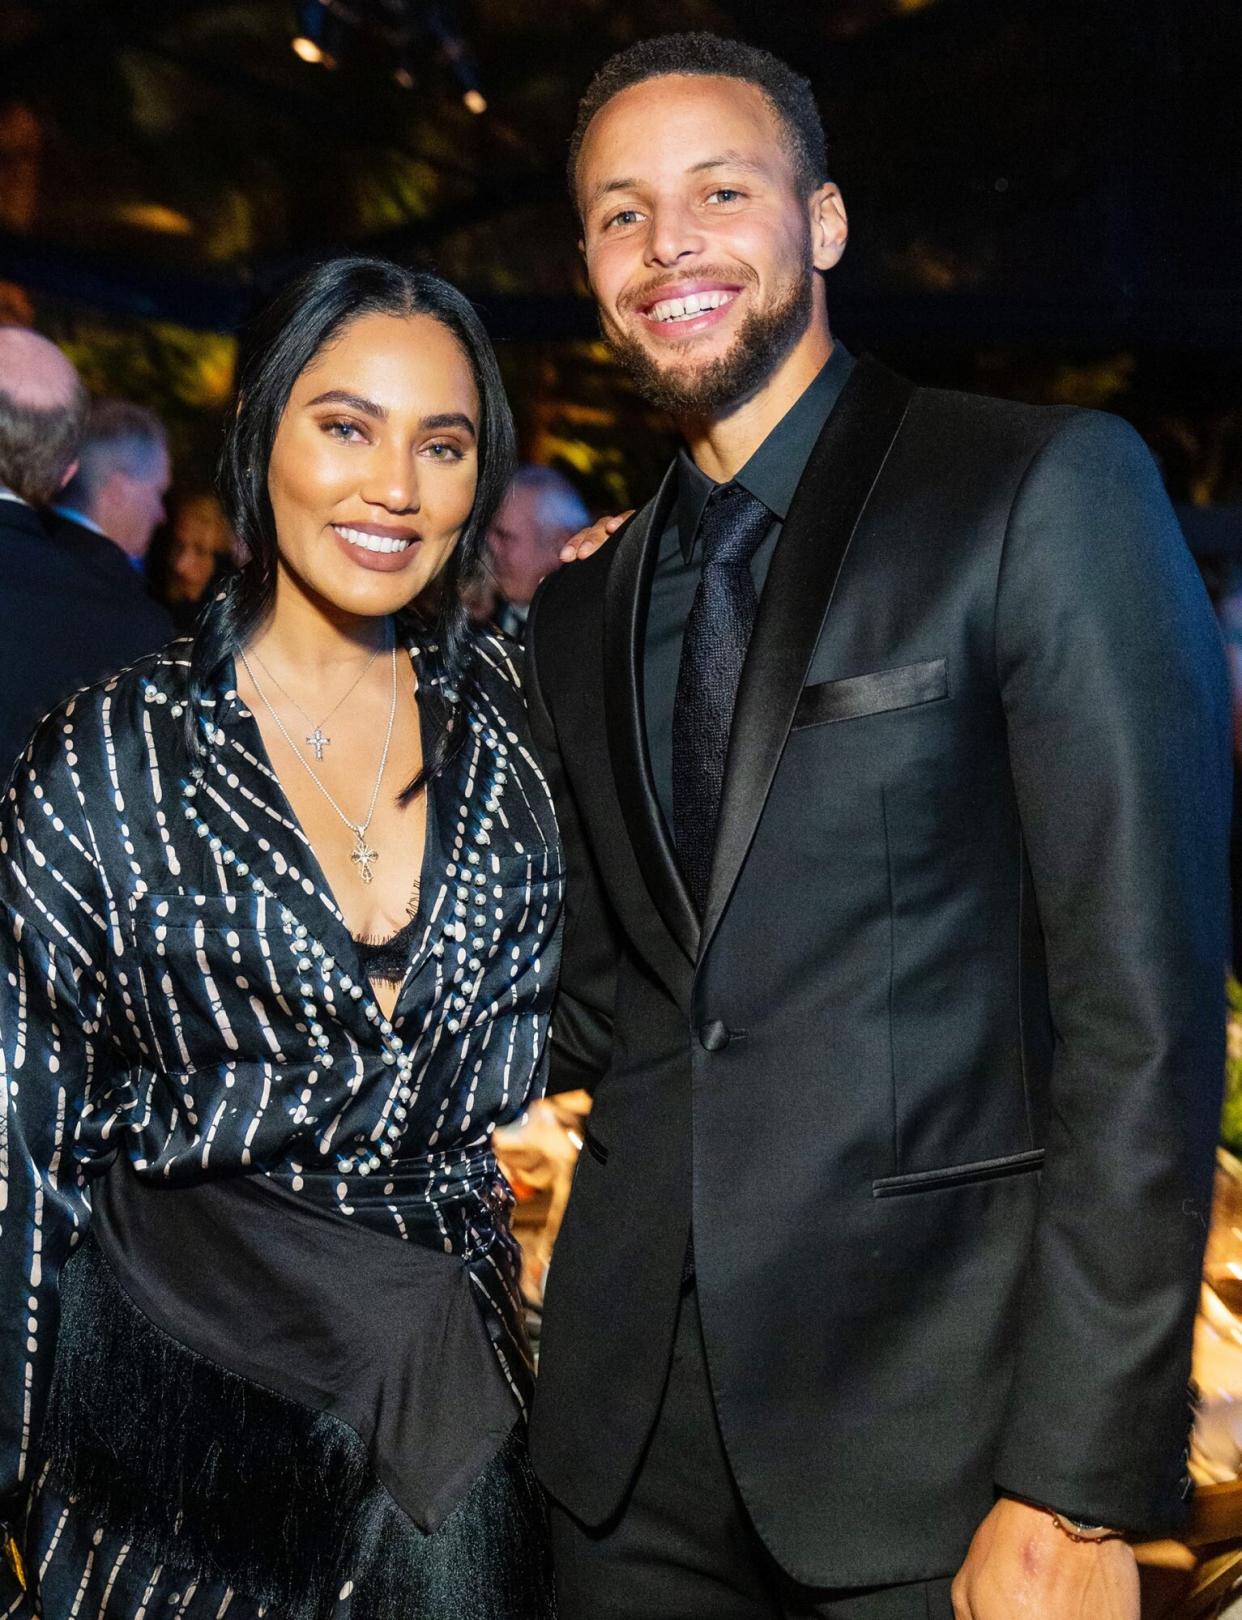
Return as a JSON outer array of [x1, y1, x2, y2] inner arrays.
[[423, 440, 465, 461], [324, 419, 365, 442]]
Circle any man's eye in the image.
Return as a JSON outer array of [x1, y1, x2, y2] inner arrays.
[[708, 188, 744, 204], [605, 209, 641, 230]]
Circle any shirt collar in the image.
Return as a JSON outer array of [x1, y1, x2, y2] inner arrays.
[[676, 342, 854, 561], [51, 502, 108, 539], [0, 485, 28, 505]]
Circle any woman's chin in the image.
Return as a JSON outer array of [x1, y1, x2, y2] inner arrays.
[[317, 562, 438, 621]]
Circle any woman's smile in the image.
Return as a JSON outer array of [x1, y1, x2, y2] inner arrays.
[[331, 520, 423, 570]]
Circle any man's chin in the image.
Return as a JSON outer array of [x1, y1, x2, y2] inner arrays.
[[609, 332, 752, 418], [604, 273, 813, 419]]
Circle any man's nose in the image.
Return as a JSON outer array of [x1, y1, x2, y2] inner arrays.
[[644, 200, 705, 268]]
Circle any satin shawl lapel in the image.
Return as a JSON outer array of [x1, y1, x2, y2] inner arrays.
[[700, 357, 916, 958], [603, 462, 699, 967]]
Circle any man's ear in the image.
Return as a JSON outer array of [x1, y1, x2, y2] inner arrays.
[[809, 182, 848, 273], [58, 459, 78, 491]]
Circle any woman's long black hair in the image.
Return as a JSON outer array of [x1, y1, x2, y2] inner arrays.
[[188, 255, 517, 791]]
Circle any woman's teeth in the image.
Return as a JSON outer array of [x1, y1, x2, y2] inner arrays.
[[335, 525, 414, 555], [647, 290, 736, 323]]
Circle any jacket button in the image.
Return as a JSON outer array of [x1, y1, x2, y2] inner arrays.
[[699, 1020, 731, 1053]]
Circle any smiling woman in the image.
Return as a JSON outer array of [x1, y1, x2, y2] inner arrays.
[[0, 258, 559, 1620]]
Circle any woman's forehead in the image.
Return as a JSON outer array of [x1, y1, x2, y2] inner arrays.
[[297, 311, 478, 415]]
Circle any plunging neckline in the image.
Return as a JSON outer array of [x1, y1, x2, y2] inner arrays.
[[228, 643, 440, 1028]]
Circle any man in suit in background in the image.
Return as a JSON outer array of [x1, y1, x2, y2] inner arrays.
[[485, 464, 589, 642], [525, 33, 1231, 1620], [0, 331, 172, 773], [49, 397, 172, 571]]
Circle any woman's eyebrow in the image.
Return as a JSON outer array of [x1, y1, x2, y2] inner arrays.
[[304, 395, 475, 439], [420, 412, 476, 439], [307, 389, 386, 419]]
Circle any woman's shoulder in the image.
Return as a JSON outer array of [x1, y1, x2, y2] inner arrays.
[[456, 631, 536, 745], [466, 629, 525, 695], [8, 638, 193, 787]]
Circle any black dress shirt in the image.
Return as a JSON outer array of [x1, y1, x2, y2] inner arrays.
[[643, 343, 855, 832]]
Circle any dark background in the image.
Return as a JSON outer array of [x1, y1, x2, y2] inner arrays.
[[1, 0, 1239, 517]]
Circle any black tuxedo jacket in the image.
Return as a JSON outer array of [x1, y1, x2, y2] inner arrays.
[[0, 502, 172, 775], [524, 359, 1232, 1587]]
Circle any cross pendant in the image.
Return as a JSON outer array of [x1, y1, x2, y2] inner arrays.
[[306, 727, 330, 761], [351, 835, 378, 884]]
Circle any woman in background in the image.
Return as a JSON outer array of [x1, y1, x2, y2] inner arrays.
[[146, 488, 240, 630], [0, 256, 560, 1619]]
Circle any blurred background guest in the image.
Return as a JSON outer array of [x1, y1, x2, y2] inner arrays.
[[485, 464, 589, 642], [50, 398, 171, 569], [146, 488, 239, 631], [0, 333, 171, 774]]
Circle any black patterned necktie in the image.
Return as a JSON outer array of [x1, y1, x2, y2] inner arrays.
[[671, 481, 772, 913]]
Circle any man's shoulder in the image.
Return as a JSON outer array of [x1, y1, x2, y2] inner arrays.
[[535, 485, 666, 623], [901, 382, 1149, 467], [0, 499, 59, 572], [44, 510, 144, 585], [904, 381, 1078, 448]]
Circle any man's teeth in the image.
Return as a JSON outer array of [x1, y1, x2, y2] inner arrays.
[[647, 290, 735, 324], [335, 525, 414, 555]]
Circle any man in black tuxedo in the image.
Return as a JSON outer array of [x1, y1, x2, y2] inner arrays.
[[0, 331, 172, 774], [524, 33, 1231, 1620]]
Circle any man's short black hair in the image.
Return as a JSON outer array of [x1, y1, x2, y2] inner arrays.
[[568, 32, 828, 214]]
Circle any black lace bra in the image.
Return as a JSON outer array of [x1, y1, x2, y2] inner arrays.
[[354, 910, 422, 984]]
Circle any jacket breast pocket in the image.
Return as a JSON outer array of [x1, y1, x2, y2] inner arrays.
[[792, 658, 948, 730], [871, 1148, 1044, 1198], [127, 891, 270, 1070], [134, 892, 266, 936]]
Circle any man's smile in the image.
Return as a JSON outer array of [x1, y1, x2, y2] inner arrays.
[[631, 280, 744, 340]]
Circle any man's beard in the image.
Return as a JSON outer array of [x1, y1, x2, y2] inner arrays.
[[602, 258, 815, 419]]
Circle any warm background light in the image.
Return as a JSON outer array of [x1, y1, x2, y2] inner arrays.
[[115, 202, 194, 236]]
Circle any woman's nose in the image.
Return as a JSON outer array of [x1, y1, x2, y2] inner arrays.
[[363, 443, 420, 512]]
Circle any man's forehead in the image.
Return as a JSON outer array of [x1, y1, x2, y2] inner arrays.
[[579, 75, 785, 199], [498, 483, 542, 526]]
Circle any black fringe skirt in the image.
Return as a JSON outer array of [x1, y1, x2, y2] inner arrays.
[[24, 1237, 555, 1620]]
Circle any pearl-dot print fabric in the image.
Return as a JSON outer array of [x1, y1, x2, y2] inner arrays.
[[0, 627, 563, 1617]]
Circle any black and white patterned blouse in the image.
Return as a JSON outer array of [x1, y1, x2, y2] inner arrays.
[[0, 624, 563, 1616]]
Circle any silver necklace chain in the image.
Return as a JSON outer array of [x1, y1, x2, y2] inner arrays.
[[240, 643, 399, 884], [249, 642, 382, 760]]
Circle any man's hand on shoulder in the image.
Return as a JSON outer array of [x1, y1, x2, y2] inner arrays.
[[559, 510, 634, 564], [952, 1498, 1139, 1620]]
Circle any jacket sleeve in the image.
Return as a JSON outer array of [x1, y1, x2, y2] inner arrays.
[[991, 409, 1231, 1534], [0, 732, 125, 1576], [524, 586, 620, 1095]]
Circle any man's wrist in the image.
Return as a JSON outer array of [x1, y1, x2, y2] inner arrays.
[[1002, 1494, 1127, 1544], [1047, 1510, 1127, 1544]]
